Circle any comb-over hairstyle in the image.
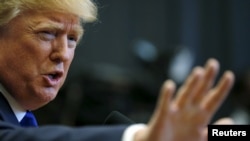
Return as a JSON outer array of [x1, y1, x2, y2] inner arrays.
[[0, 0, 97, 26]]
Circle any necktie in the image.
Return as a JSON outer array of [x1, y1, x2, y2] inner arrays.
[[20, 111, 38, 127]]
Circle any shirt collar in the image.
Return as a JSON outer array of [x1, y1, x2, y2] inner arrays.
[[0, 83, 26, 122]]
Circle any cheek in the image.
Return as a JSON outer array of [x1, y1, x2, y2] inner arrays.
[[13, 49, 45, 72], [4, 48, 35, 74], [13, 35, 48, 61], [61, 50, 75, 80], [8, 45, 50, 82], [65, 50, 75, 69]]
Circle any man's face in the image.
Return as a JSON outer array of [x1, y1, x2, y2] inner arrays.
[[0, 10, 83, 110]]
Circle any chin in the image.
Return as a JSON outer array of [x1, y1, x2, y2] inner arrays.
[[27, 93, 57, 109], [40, 87, 59, 100], [29, 97, 55, 110], [41, 92, 57, 102]]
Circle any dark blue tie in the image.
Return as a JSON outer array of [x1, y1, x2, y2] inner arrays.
[[20, 111, 38, 127]]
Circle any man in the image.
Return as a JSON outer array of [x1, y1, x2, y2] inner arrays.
[[0, 0, 235, 141]]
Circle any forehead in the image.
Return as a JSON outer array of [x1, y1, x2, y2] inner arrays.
[[18, 10, 83, 34]]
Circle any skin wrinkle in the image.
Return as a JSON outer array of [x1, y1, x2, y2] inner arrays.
[[25, 12, 84, 44]]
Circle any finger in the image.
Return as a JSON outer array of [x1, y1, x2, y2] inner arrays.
[[192, 58, 219, 104], [201, 71, 235, 117], [202, 127, 208, 141], [149, 80, 175, 126], [175, 67, 204, 108], [213, 117, 235, 125], [202, 117, 235, 141]]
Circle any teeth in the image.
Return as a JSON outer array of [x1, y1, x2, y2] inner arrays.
[[48, 74, 54, 79], [49, 74, 58, 79], [47, 72, 62, 80]]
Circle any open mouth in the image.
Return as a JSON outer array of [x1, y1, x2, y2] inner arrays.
[[48, 73, 62, 80], [44, 71, 63, 86]]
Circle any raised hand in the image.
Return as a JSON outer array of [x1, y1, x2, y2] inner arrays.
[[135, 58, 235, 141]]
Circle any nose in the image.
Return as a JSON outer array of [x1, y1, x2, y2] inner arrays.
[[50, 36, 73, 63]]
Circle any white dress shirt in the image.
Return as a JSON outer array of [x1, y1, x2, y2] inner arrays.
[[0, 83, 26, 122], [0, 83, 146, 141]]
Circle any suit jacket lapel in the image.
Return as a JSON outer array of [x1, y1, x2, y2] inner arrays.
[[0, 92, 20, 126]]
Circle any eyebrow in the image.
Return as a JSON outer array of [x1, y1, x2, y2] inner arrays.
[[31, 20, 84, 38]]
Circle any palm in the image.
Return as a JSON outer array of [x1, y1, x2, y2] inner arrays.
[[136, 59, 235, 141]]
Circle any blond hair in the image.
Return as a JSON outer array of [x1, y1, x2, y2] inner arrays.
[[0, 0, 97, 26]]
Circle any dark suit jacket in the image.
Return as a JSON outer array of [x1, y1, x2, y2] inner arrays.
[[0, 93, 128, 141]]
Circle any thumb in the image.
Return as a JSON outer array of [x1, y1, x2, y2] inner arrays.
[[202, 117, 235, 140], [213, 117, 235, 125]]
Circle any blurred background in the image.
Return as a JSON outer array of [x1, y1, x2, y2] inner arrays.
[[35, 0, 250, 126]]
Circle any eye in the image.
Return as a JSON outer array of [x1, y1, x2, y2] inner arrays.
[[68, 36, 77, 42], [67, 35, 78, 48], [38, 31, 56, 41]]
